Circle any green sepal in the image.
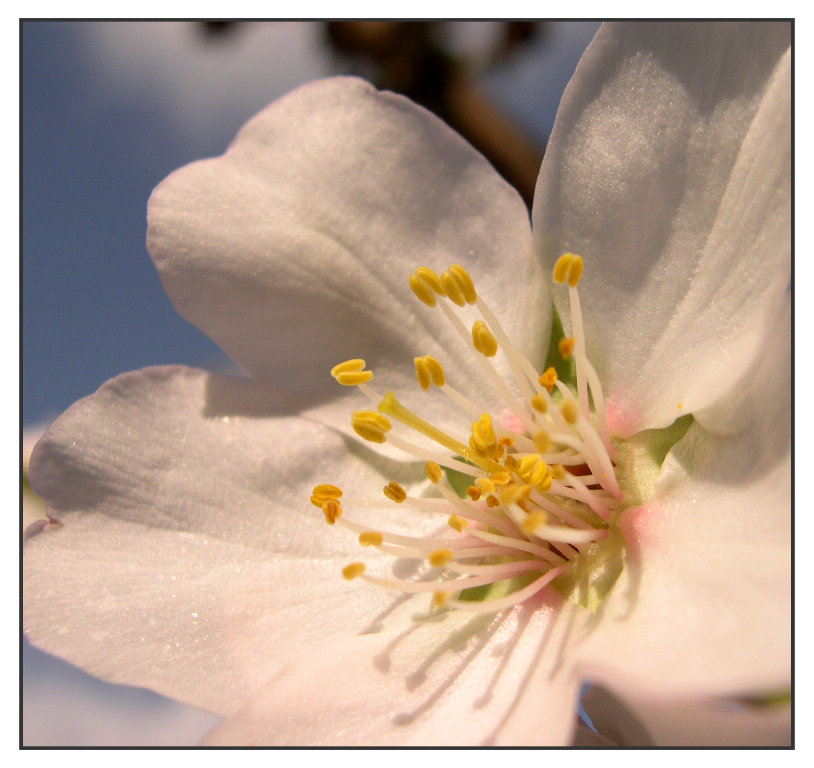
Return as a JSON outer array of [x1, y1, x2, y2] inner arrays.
[[552, 521, 626, 612], [543, 307, 577, 400], [443, 460, 477, 499]]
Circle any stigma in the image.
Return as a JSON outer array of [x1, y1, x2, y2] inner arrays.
[[315, 257, 623, 616]]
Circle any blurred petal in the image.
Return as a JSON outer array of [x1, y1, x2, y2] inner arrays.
[[583, 685, 790, 746], [534, 22, 791, 435], [148, 77, 546, 417], [203, 593, 581, 746], [24, 366, 436, 715]]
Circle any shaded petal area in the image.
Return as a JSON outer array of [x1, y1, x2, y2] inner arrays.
[[203, 593, 582, 746], [148, 77, 546, 420], [583, 685, 790, 746], [24, 367, 436, 715], [534, 22, 791, 435]]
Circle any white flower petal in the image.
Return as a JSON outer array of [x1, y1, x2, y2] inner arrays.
[[574, 419, 790, 697], [583, 685, 790, 746], [202, 593, 581, 746], [534, 22, 791, 435], [148, 77, 545, 413], [24, 366, 435, 714]]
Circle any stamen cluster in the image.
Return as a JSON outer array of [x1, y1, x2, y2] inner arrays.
[[312, 256, 623, 615]]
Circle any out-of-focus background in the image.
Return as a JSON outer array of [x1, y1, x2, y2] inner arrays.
[[22, 20, 601, 746]]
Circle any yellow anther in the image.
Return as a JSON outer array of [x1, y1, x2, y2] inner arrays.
[[533, 430, 553, 453], [551, 464, 566, 481], [517, 499, 530, 514], [428, 549, 454, 568], [503, 455, 518, 472], [466, 485, 481, 501], [415, 267, 447, 296], [343, 562, 366, 580], [498, 436, 514, 447], [383, 481, 407, 503], [321, 499, 343, 525], [490, 471, 512, 486], [567, 255, 584, 287], [433, 591, 450, 608], [310, 484, 343, 507], [553, 253, 573, 284], [409, 272, 438, 307], [425, 461, 443, 484], [558, 336, 576, 359], [530, 462, 552, 491], [472, 320, 498, 357], [521, 511, 549, 535], [351, 410, 392, 443], [448, 264, 477, 304], [414, 355, 446, 390], [441, 270, 466, 306], [531, 393, 548, 413], [448, 515, 469, 532], [359, 531, 384, 547], [476, 477, 496, 495], [539, 367, 558, 393], [500, 483, 531, 507], [331, 359, 373, 386], [517, 454, 541, 481], [561, 400, 579, 425], [486, 496, 500, 508], [479, 413, 496, 445]]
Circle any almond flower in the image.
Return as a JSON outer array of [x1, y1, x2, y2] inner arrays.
[[24, 22, 790, 746]]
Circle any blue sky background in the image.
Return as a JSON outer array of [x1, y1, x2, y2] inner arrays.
[[22, 20, 600, 746]]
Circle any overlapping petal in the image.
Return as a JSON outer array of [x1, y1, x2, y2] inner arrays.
[[148, 77, 547, 431], [534, 22, 791, 436], [572, 296, 790, 698], [24, 366, 439, 715]]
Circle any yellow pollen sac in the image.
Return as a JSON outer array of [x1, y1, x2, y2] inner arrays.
[[476, 477, 496, 495], [414, 355, 446, 390], [322, 499, 343, 525], [553, 253, 573, 284], [539, 367, 558, 393], [561, 400, 579, 425], [503, 455, 518, 472], [567, 255, 584, 287], [559, 337, 576, 359], [383, 481, 407, 503], [359, 531, 384, 547], [331, 359, 373, 387], [351, 410, 392, 443], [551, 464, 566, 481], [448, 514, 469, 532], [409, 272, 438, 307], [533, 430, 553, 453], [530, 462, 552, 491], [416, 266, 447, 295], [490, 471, 512, 486], [433, 591, 450, 608], [531, 393, 548, 413], [428, 549, 454, 568], [310, 483, 343, 507], [498, 436, 514, 447], [448, 264, 477, 304], [440, 270, 466, 306], [516, 454, 541, 481], [521, 512, 549, 534], [472, 320, 498, 357], [499, 483, 527, 507], [343, 562, 366, 580], [486, 496, 500, 508], [425, 461, 443, 484], [466, 485, 481, 501]]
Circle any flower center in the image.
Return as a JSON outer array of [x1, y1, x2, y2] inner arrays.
[[312, 255, 627, 616]]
